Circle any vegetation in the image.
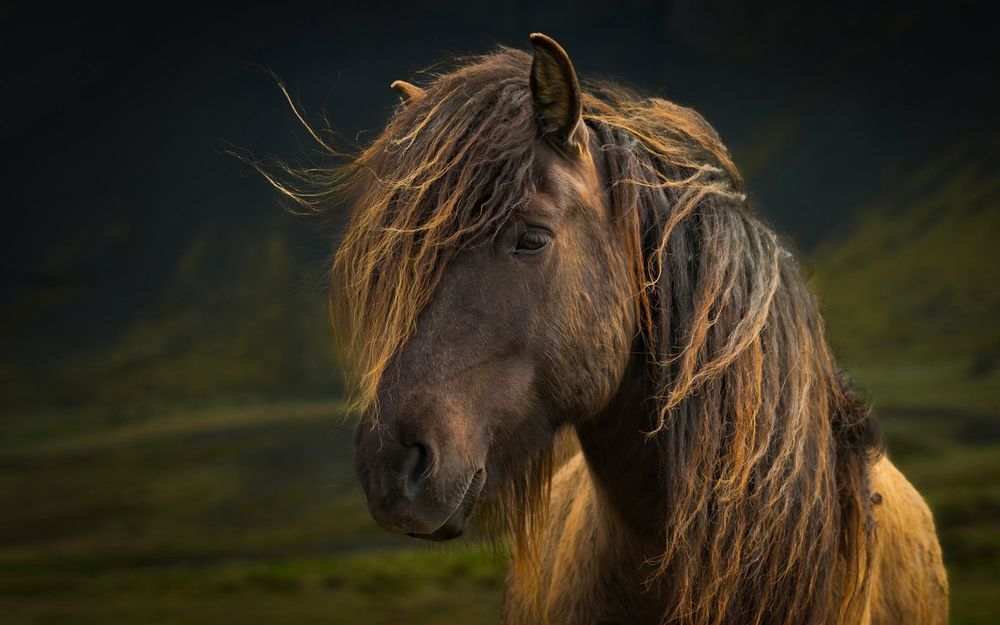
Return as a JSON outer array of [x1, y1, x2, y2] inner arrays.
[[810, 142, 1000, 412], [0, 218, 340, 409], [0, 401, 505, 624], [805, 142, 1000, 623]]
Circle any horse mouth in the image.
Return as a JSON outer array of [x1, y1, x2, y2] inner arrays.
[[407, 468, 485, 541]]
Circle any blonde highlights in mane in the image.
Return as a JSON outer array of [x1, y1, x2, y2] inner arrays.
[[249, 53, 542, 416], [585, 84, 883, 625]]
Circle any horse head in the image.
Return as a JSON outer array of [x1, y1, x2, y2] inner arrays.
[[351, 35, 636, 540]]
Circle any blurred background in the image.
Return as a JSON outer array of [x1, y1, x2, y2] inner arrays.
[[1, 1, 996, 623]]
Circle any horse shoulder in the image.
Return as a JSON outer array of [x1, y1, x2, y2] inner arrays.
[[867, 455, 949, 625]]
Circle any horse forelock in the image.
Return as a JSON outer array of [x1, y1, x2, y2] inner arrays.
[[329, 49, 540, 416]]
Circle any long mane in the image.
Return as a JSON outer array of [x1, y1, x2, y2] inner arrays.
[[585, 85, 884, 624], [261, 47, 884, 625]]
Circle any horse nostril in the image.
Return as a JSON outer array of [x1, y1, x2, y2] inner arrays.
[[400, 442, 430, 499]]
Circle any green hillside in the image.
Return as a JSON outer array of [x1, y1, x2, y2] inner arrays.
[[87, 223, 338, 403], [801, 143, 1000, 623], [811, 141, 1000, 411], [1, 218, 339, 411]]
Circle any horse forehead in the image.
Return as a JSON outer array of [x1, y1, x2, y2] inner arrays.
[[533, 147, 601, 214]]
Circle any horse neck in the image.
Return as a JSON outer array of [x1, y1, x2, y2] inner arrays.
[[573, 357, 665, 547]]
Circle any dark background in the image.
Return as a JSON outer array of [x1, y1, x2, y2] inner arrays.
[[1, 2, 997, 624]]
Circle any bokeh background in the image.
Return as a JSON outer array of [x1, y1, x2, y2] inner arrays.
[[2, 1, 997, 623]]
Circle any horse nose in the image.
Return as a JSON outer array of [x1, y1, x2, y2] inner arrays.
[[355, 424, 445, 534], [398, 440, 431, 499]]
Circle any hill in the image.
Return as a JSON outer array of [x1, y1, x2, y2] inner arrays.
[[810, 140, 1000, 411], [0, 216, 339, 410]]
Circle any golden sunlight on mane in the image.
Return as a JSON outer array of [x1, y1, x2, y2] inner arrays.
[[582, 83, 884, 624]]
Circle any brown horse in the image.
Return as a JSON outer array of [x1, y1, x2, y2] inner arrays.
[[265, 33, 947, 625]]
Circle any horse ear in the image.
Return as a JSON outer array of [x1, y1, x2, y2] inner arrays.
[[390, 80, 427, 105], [529, 33, 585, 154]]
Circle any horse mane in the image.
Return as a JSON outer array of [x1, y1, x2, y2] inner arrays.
[[584, 86, 884, 624], [259, 47, 884, 625]]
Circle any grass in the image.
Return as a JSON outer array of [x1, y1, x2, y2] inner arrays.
[[848, 360, 1000, 413], [0, 400, 507, 625], [0, 549, 505, 625], [0, 387, 997, 624]]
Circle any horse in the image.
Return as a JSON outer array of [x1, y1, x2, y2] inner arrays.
[[264, 33, 948, 625]]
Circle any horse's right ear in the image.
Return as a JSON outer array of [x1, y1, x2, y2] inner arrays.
[[529, 33, 586, 154], [390, 80, 427, 105]]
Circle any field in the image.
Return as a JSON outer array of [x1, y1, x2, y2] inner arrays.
[[0, 401, 504, 624], [1, 382, 997, 624]]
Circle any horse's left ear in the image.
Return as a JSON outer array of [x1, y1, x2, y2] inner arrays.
[[529, 33, 586, 154], [390, 80, 427, 105]]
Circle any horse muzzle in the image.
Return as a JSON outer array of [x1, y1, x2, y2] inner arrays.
[[354, 422, 486, 540]]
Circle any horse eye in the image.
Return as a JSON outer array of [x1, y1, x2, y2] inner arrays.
[[514, 228, 552, 255]]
